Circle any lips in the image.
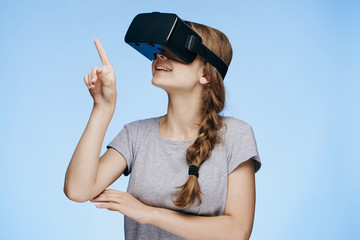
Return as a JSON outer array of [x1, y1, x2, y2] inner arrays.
[[155, 62, 172, 72]]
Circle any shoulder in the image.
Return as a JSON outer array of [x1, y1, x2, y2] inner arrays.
[[222, 116, 251, 126], [221, 116, 253, 135], [121, 116, 160, 137], [124, 116, 159, 130], [220, 116, 257, 146], [118, 116, 160, 143]]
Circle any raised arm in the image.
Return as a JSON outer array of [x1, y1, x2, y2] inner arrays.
[[64, 38, 126, 202]]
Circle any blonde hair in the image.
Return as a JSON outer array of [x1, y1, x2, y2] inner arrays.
[[172, 21, 233, 208]]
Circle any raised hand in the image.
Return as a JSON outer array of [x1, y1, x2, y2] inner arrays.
[[84, 38, 117, 108]]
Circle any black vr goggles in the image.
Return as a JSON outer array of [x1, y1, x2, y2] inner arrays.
[[125, 12, 228, 79]]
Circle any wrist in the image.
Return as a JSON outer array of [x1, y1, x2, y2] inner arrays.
[[144, 206, 159, 225], [93, 102, 116, 113]]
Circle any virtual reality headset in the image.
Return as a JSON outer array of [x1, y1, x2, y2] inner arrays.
[[125, 12, 228, 79]]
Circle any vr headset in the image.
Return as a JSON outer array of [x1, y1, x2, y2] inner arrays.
[[125, 12, 228, 79]]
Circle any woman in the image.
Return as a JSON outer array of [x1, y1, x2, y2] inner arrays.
[[64, 19, 261, 240]]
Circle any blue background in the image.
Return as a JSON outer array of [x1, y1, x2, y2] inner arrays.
[[1, 0, 359, 239]]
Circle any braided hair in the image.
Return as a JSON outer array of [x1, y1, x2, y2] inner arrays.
[[172, 21, 233, 208]]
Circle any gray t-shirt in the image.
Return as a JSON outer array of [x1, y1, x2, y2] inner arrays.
[[106, 116, 261, 240]]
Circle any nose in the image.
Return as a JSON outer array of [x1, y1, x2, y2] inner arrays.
[[155, 53, 167, 60]]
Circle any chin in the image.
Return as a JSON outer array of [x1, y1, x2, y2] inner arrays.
[[151, 76, 169, 91], [152, 74, 198, 93], [151, 75, 161, 86], [151, 76, 166, 88]]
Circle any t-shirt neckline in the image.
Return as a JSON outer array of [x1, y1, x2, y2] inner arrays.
[[155, 117, 196, 145]]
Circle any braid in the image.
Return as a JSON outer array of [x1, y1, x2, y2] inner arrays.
[[172, 84, 225, 208], [172, 21, 232, 209]]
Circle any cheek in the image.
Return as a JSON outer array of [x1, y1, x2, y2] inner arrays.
[[172, 64, 198, 81]]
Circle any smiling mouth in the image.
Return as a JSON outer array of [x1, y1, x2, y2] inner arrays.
[[155, 66, 172, 72]]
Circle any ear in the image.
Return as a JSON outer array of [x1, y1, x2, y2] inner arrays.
[[198, 67, 210, 85]]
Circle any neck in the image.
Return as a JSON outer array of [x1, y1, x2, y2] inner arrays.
[[159, 91, 203, 141]]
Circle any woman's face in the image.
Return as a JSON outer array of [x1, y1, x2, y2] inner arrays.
[[151, 53, 208, 93]]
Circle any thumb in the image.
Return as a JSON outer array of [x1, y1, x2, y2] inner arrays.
[[96, 68, 103, 75], [96, 68, 104, 81]]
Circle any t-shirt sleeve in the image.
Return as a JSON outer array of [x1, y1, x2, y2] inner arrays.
[[106, 123, 136, 176], [226, 121, 262, 174]]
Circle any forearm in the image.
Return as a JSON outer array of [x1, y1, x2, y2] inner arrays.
[[148, 207, 247, 240], [64, 103, 115, 202]]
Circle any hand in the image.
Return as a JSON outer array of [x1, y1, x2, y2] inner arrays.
[[90, 189, 153, 224], [84, 38, 117, 108]]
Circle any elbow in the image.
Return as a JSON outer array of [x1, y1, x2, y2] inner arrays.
[[228, 228, 251, 240], [228, 217, 253, 240], [240, 230, 251, 240], [230, 232, 249, 240], [63, 186, 89, 203]]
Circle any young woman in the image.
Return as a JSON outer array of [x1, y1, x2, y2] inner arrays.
[[64, 20, 261, 240]]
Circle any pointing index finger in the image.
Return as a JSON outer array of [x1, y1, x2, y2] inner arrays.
[[94, 38, 111, 66]]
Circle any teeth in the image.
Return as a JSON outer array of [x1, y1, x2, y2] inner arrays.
[[156, 66, 171, 71]]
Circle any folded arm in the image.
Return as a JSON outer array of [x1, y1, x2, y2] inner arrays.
[[148, 158, 256, 240]]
